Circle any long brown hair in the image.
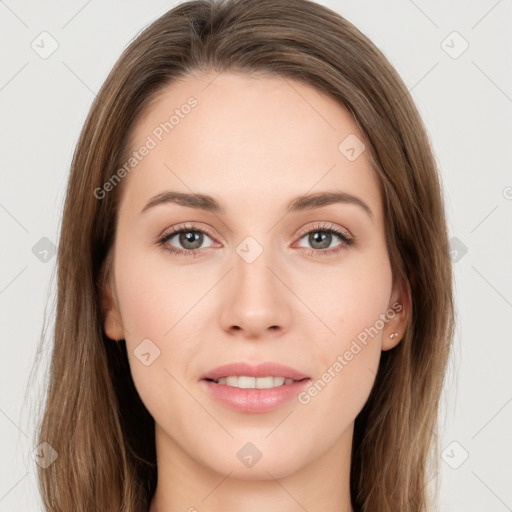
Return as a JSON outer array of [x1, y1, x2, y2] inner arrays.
[[31, 0, 455, 510]]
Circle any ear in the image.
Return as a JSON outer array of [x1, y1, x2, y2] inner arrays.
[[99, 257, 125, 342], [382, 275, 412, 351]]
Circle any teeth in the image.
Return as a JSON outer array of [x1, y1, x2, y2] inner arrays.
[[215, 376, 296, 388]]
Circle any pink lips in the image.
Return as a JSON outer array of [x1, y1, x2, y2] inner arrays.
[[199, 362, 311, 413], [199, 361, 310, 381]]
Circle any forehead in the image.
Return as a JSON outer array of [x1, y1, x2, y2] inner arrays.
[[119, 71, 382, 220]]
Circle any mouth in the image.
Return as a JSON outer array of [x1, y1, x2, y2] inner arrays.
[[199, 362, 311, 413], [199, 361, 310, 385], [203, 375, 309, 389]]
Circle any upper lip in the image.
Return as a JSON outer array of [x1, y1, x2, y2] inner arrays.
[[199, 362, 310, 381]]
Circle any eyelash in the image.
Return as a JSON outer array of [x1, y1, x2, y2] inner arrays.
[[157, 222, 354, 258]]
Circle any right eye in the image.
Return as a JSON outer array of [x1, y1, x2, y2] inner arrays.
[[158, 224, 219, 257]]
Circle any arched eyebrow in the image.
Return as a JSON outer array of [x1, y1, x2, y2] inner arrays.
[[140, 190, 373, 220], [140, 191, 224, 215], [286, 191, 373, 220]]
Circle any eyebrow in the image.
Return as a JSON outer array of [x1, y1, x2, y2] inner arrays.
[[140, 190, 373, 219]]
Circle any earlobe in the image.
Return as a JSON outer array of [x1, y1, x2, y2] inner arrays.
[[382, 277, 412, 351], [99, 266, 125, 342], [383, 331, 402, 351], [104, 309, 125, 341]]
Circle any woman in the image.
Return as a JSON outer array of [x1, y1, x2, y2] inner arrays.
[[34, 0, 455, 510]]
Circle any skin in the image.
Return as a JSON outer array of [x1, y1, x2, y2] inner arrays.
[[101, 71, 410, 512]]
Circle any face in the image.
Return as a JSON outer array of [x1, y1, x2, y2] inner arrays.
[[102, 71, 408, 480]]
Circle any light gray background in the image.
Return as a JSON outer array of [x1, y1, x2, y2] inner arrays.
[[1, 1, 511, 510]]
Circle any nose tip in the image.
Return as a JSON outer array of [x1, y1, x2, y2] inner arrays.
[[220, 260, 290, 338]]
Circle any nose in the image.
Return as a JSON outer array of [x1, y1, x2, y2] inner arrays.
[[219, 245, 292, 339]]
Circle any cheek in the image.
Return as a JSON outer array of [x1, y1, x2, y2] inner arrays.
[[114, 243, 196, 338], [294, 250, 393, 424], [112, 248, 193, 415], [297, 247, 393, 344]]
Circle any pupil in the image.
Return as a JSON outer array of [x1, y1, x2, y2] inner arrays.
[[311, 231, 330, 249], [180, 231, 202, 249]]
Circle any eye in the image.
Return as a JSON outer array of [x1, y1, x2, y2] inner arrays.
[[157, 223, 217, 257], [295, 222, 354, 257]]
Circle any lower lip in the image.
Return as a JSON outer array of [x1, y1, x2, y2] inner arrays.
[[200, 378, 311, 413]]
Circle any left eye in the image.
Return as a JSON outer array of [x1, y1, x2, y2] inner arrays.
[[297, 229, 349, 251]]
